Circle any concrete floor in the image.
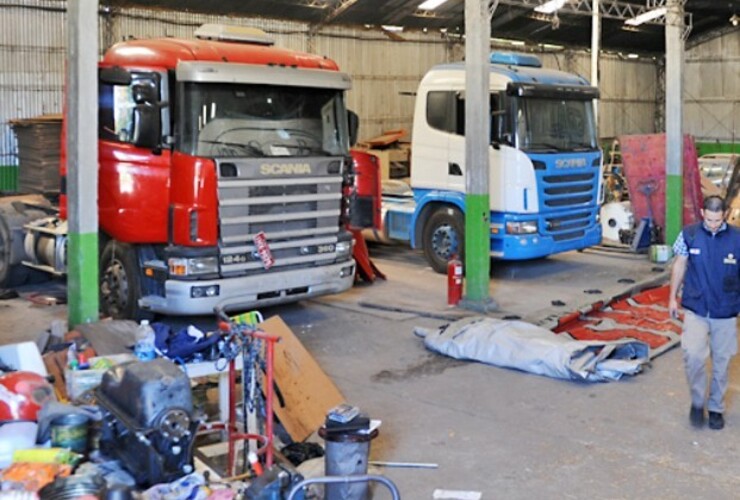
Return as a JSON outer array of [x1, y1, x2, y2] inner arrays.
[[2, 246, 740, 498]]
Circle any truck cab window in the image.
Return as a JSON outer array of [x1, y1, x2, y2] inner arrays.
[[99, 75, 159, 144], [427, 91, 505, 142], [178, 83, 349, 159], [426, 91, 456, 134]]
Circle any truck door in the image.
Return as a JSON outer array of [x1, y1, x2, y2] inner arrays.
[[442, 91, 465, 193], [98, 68, 171, 242], [446, 92, 505, 195], [416, 90, 454, 190]]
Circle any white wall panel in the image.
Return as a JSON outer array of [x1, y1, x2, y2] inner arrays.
[[685, 30, 740, 142], [0, 0, 65, 166]]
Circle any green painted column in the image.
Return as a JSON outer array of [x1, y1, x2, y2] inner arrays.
[[460, 0, 497, 311], [67, 0, 100, 327], [666, 174, 683, 244], [464, 194, 491, 302], [664, 0, 684, 244]]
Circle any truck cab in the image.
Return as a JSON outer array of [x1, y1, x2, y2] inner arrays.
[[388, 52, 603, 272]]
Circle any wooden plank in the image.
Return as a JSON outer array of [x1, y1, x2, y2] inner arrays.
[[260, 316, 344, 442]]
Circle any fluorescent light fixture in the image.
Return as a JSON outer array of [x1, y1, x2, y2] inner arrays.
[[381, 25, 404, 32], [534, 0, 566, 15], [625, 7, 667, 26], [627, 53, 639, 59], [492, 37, 525, 46], [418, 0, 449, 10]]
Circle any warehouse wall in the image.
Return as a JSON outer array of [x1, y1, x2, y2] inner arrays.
[[9, 2, 737, 177], [684, 30, 740, 145], [0, 1, 65, 175]]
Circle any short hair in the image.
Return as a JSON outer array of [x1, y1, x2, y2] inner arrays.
[[703, 195, 726, 212]]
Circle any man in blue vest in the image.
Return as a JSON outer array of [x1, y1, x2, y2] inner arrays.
[[669, 195, 740, 430]]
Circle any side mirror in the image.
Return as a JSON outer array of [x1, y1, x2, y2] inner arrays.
[[347, 110, 359, 147], [132, 83, 157, 105], [99, 66, 132, 86], [132, 104, 161, 150]]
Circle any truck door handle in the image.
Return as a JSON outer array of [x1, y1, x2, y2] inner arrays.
[[448, 163, 462, 176]]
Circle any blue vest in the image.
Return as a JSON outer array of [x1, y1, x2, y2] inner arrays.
[[681, 222, 740, 318]]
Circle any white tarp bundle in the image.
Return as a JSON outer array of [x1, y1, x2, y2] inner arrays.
[[415, 317, 650, 382]]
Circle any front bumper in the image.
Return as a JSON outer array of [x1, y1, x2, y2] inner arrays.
[[139, 260, 355, 315], [491, 223, 602, 260]]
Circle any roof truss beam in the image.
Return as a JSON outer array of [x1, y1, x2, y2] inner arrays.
[[496, 0, 691, 35]]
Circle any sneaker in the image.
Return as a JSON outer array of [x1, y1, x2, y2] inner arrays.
[[708, 411, 725, 430], [689, 406, 705, 428]]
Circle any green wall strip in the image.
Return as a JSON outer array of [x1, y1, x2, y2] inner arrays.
[[665, 174, 683, 245], [464, 193, 490, 302], [695, 142, 740, 156], [0, 166, 18, 193], [67, 231, 99, 327]]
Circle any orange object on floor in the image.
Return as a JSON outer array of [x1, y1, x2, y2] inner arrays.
[[352, 229, 385, 283], [553, 285, 681, 357]]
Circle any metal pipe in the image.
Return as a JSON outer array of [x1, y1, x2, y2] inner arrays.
[[286, 474, 401, 500]]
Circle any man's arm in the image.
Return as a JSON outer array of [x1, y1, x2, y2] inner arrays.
[[669, 254, 688, 318]]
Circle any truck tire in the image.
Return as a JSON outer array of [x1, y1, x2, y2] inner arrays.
[[0, 215, 14, 286], [0, 197, 52, 287], [422, 207, 464, 274], [100, 240, 152, 320]]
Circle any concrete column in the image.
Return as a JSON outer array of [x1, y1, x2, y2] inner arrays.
[[591, 0, 600, 133], [461, 0, 496, 311], [665, 0, 684, 244], [66, 0, 99, 326]]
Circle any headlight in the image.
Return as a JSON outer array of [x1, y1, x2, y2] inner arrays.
[[169, 256, 219, 277], [506, 220, 538, 235], [336, 240, 353, 258]]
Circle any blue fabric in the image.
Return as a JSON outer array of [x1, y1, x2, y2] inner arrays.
[[681, 222, 740, 318], [152, 323, 223, 361]]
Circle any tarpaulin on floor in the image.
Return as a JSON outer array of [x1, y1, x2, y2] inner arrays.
[[415, 317, 650, 383], [553, 285, 681, 359]]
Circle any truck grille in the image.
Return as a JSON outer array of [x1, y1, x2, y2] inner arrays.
[[216, 158, 343, 275], [539, 171, 597, 240], [541, 172, 596, 208]]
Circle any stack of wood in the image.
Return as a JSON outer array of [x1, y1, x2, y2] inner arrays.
[[353, 128, 411, 180], [10, 115, 63, 196]]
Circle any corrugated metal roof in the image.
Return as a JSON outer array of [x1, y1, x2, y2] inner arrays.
[[101, 0, 740, 53]]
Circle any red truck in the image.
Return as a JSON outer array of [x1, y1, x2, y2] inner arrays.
[[3, 24, 370, 319]]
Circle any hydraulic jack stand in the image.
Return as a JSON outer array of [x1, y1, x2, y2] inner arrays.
[[215, 308, 280, 477]]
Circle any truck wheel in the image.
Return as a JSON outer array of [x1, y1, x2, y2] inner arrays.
[[422, 207, 464, 274], [100, 241, 151, 320], [0, 216, 13, 286]]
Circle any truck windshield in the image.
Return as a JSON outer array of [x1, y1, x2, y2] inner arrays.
[[178, 82, 350, 158], [515, 97, 597, 152]]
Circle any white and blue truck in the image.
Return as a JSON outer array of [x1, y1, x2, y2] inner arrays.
[[370, 52, 603, 273]]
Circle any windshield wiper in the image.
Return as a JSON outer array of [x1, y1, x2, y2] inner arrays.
[[525, 142, 563, 152], [271, 143, 334, 156], [569, 142, 597, 151], [198, 139, 264, 157]]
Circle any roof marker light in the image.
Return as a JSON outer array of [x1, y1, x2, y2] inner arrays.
[[194, 24, 275, 46]]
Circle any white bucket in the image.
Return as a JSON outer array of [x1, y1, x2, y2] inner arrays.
[[650, 244, 672, 263]]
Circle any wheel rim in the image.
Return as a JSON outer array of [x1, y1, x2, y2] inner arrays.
[[100, 258, 129, 316], [431, 223, 459, 261]]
